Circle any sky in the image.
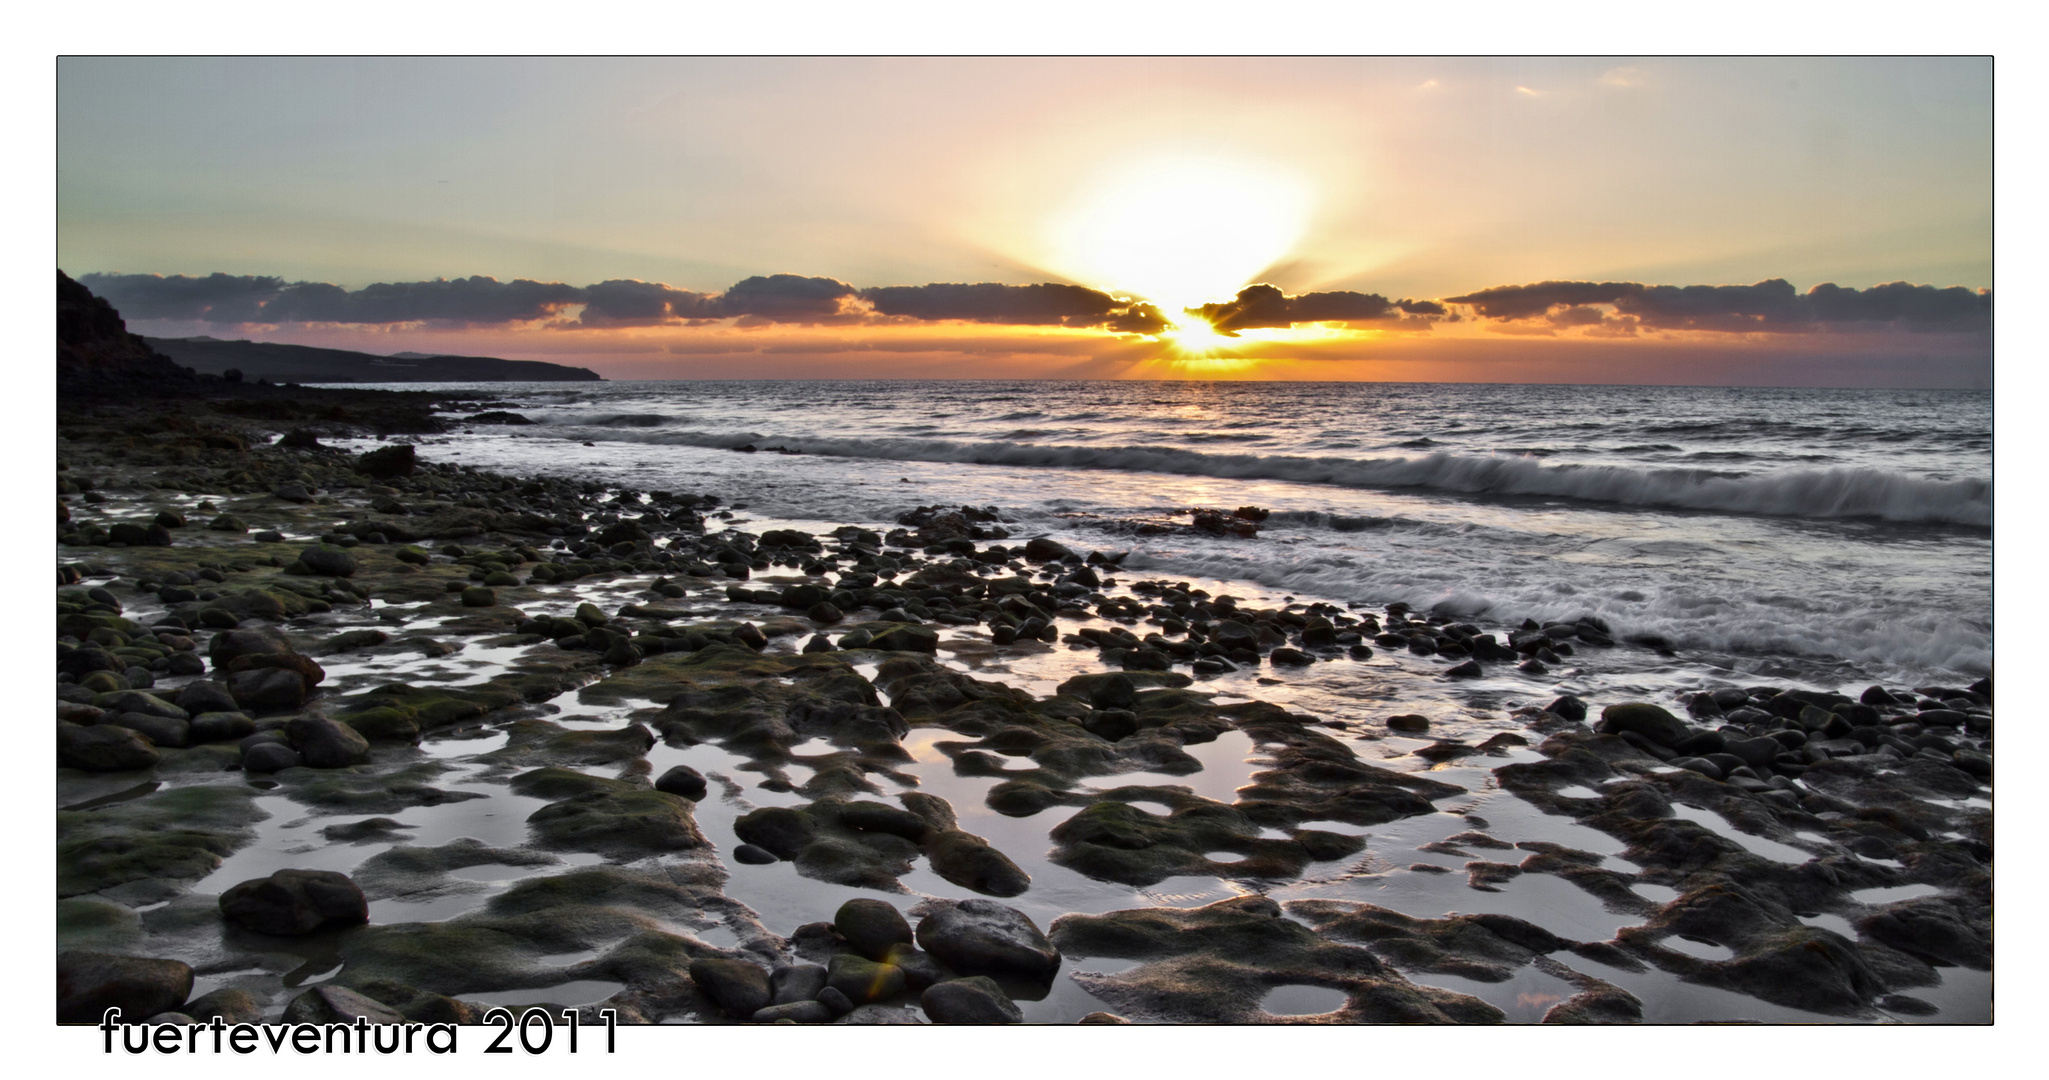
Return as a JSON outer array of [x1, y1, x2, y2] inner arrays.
[[58, 56, 1992, 385]]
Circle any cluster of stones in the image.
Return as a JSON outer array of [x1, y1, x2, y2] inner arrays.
[[1604, 682, 1992, 797], [1481, 691, 1992, 1017], [687, 899, 1059, 1024]]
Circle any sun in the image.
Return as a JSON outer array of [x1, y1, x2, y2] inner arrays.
[[1162, 314, 1238, 356], [1044, 153, 1312, 316]]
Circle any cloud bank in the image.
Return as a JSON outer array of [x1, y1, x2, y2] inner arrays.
[[1444, 278, 1990, 335], [1187, 284, 1446, 334], [78, 271, 1989, 342]]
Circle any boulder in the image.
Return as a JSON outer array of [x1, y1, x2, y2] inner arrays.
[[654, 764, 708, 801], [57, 951, 192, 1023], [834, 898, 914, 961], [921, 976, 1023, 1024], [925, 831, 1031, 897], [219, 869, 368, 935], [1023, 537, 1075, 563], [688, 958, 771, 1017], [286, 714, 370, 768], [915, 899, 1060, 982], [825, 954, 905, 1006], [733, 807, 816, 859], [1596, 703, 1691, 748], [229, 667, 312, 712], [297, 545, 357, 578], [58, 722, 160, 772], [355, 444, 417, 479]]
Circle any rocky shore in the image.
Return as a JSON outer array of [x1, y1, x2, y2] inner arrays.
[[54, 278, 1993, 1026]]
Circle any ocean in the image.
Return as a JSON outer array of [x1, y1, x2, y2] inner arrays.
[[399, 380, 1991, 693]]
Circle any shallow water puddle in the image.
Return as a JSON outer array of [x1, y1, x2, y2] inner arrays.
[[1851, 883, 1942, 905], [1800, 912, 1858, 937], [1662, 934, 1735, 961], [1668, 803, 1813, 864], [1260, 984, 1350, 1016], [1082, 729, 1263, 804]]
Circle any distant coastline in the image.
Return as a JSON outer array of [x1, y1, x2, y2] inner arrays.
[[143, 336, 604, 384]]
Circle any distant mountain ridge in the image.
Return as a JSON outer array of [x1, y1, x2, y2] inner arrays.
[[142, 336, 603, 383]]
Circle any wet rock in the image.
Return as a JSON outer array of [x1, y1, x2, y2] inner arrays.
[[881, 942, 952, 991], [1023, 537, 1075, 563], [921, 976, 1023, 1024], [1719, 927, 1886, 1015], [183, 988, 263, 1023], [1542, 985, 1643, 1024], [59, 722, 161, 771], [297, 545, 357, 577], [752, 1000, 832, 1023], [219, 868, 368, 935], [689, 958, 771, 1018], [733, 806, 817, 860], [916, 899, 1061, 983], [732, 844, 777, 865], [840, 801, 930, 840], [835, 898, 914, 961], [282, 985, 405, 1025], [815, 986, 854, 1016], [286, 713, 371, 768], [241, 742, 302, 773], [1547, 695, 1588, 723], [228, 667, 313, 712], [655, 764, 708, 801], [826, 954, 906, 1005], [57, 951, 192, 1023], [1855, 899, 1991, 969], [355, 444, 417, 479], [513, 768, 707, 857], [174, 680, 241, 715], [925, 830, 1031, 897], [1596, 703, 1690, 747], [189, 711, 257, 744], [1386, 714, 1430, 733], [1050, 896, 1499, 1024], [769, 963, 829, 1006]]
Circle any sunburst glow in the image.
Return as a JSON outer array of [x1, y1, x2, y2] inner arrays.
[[1045, 153, 1312, 316]]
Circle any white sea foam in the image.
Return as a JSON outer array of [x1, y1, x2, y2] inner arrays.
[[544, 427, 1990, 527]]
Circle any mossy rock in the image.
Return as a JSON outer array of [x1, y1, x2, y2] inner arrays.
[[279, 760, 488, 814], [58, 828, 245, 897], [336, 921, 573, 996], [57, 897, 144, 950], [339, 706, 421, 742], [511, 768, 707, 858], [475, 719, 656, 771]]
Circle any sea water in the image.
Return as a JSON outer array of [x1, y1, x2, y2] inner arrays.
[[367, 380, 1989, 689]]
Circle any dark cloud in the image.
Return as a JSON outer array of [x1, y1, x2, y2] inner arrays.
[[1445, 278, 1989, 332], [860, 282, 1167, 334], [267, 276, 586, 324], [81, 272, 586, 326], [1187, 284, 1436, 334], [717, 274, 858, 323], [577, 279, 720, 326], [78, 272, 286, 323]]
